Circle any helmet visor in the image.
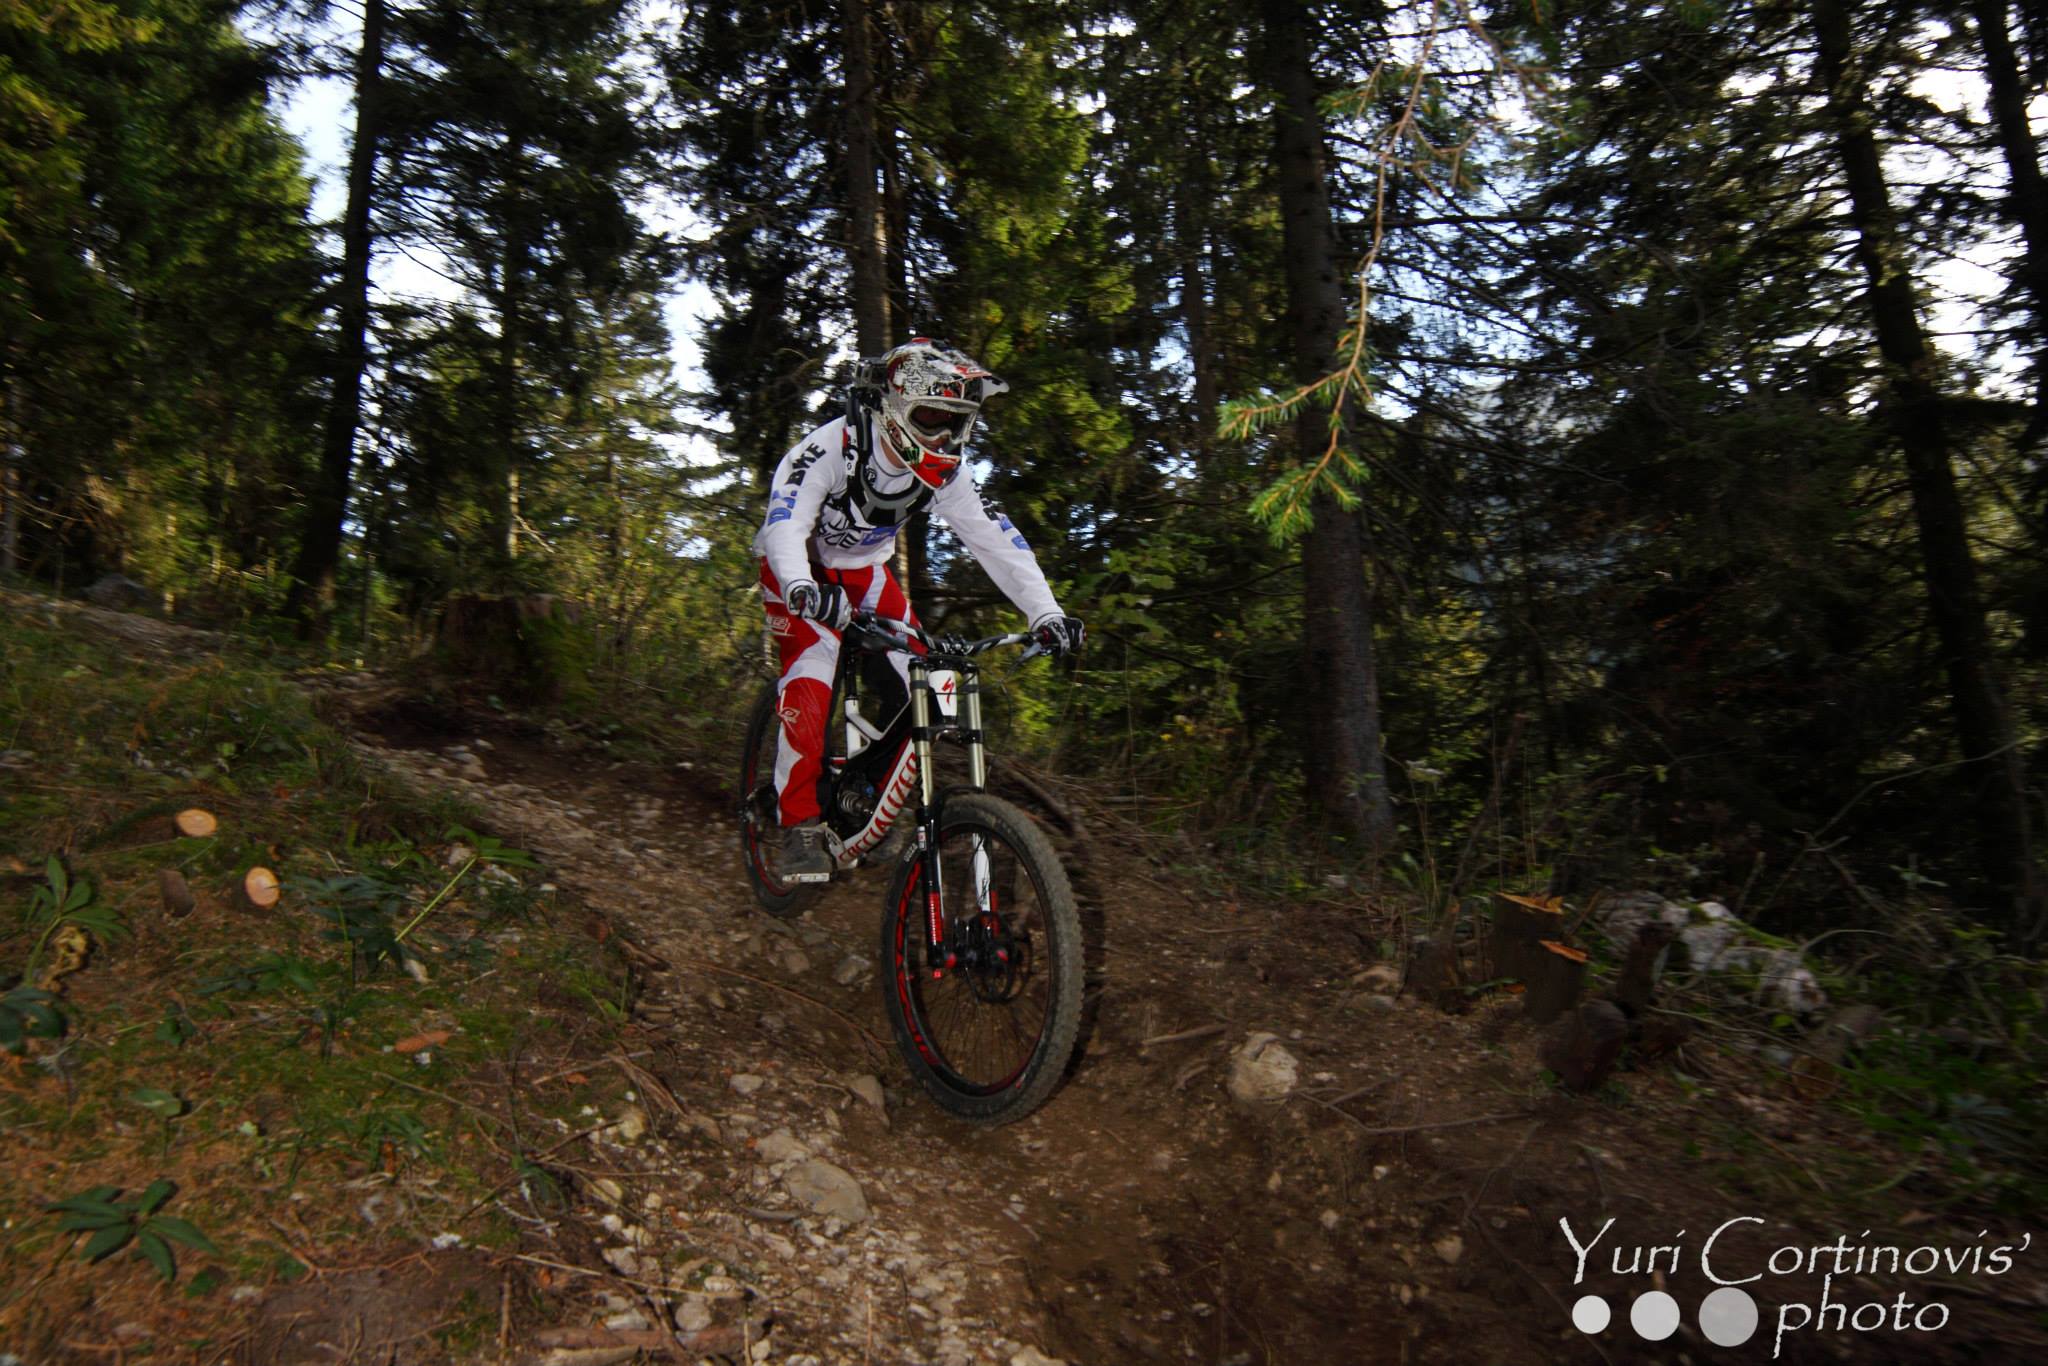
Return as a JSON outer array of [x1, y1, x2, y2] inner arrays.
[[908, 402, 976, 450]]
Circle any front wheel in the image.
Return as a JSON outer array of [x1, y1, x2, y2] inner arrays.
[[738, 683, 823, 919], [879, 793, 1083, 1125]]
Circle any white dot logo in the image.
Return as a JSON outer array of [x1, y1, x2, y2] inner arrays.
[[1631, 1290, 1681, 1341], [1699, 1287, 1760, 1347], [1572, 1294, 1611, 1334]]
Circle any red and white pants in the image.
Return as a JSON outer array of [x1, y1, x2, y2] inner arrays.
[[759, 559, 921, 826]]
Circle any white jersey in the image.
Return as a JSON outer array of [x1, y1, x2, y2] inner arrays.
[[752, 415, 1063, 626]]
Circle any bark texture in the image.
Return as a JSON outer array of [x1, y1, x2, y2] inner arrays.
[[286, 0, 386, 631], [1812, 0, 2041, 936], [1260, 0, 1394, 848]]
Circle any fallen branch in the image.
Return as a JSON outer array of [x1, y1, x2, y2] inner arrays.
[[1139, 1023, 1228, 1049]]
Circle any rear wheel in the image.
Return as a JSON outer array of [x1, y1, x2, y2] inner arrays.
[[738, 683, 823, 919], [879, 793, 1083, 1125]]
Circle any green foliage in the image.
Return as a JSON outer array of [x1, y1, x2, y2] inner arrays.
[[20, 857, 126, 984], [46, 1180, 219, 1282], [0, 982, 63, 1053], [1834, 922, 2048, 1209]]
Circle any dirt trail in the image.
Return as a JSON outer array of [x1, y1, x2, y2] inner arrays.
[[334, 681, 1597, 1366], [17, 593, 2042, 1365], [326, 674, 1906, 1366], [18, 570, 2030, 1366], [327, 679, 2048, 1366]]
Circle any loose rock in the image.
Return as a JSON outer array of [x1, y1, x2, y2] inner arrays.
[[783, 1158, 869, 1222], [675, 1295, 714, 1333], [848, 1075, 886, 1113], [756, 1127, 810, 1164], [1228, 1032, 1300, 1103]]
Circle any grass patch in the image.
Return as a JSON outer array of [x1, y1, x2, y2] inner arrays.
[[0, 599, 637, 1358]]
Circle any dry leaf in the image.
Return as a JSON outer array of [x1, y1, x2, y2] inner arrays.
[[394, 1029, 453, 1054], [1496, 892, 1564, 914], [1538, 939, 1590, 963]]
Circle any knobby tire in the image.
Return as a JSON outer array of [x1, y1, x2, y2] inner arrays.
[[878, 793, 1083, 1125]]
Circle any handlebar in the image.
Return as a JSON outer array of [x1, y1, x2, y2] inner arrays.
[[846, 608, 1045, 664]]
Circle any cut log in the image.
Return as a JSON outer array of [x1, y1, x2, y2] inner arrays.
[[1488, 892, 1566, 984], [159, 869, 196, 918], [1523, 940, 1589, 1025], [1540, 1000, 1629, 1091], [1403, 935, 1464, 1012], [238, 866, 281, 912], [174, 808, 217, 838]]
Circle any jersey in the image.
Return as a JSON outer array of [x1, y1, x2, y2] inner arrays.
[[751, 414, 1063, 626]]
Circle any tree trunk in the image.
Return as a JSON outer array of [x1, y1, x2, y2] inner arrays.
[[1814, 0, 2042, 936], [1, 376, 20, 578], [285, 0, 386, 633], [843, 0, 890, 356], [1176, 180, 1218, 460], [1971, 0, 2048, 447], [1259, 0, 1395, 850], [492, 133, 531, 578]]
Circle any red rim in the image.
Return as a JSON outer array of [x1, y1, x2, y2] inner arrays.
[[890, 831, 1043, 1096]]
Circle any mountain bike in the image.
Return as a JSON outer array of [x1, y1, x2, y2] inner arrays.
[[736, 608, 1083, 1125]]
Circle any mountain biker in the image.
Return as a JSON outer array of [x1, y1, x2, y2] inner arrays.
[[752, 337, 1085, 883]]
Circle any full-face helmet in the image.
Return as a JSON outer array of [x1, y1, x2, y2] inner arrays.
[[875, 339, 1008, 489]]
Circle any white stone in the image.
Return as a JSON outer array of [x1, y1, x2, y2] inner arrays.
[[784, 1159, 869, 1222], [756, 1127, 810, 1164], [1228, 1032, 1299, 1103], [848, 1075, 886, 1112]]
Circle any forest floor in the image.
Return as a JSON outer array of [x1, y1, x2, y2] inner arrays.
[[1, 592, 2043, 1366]]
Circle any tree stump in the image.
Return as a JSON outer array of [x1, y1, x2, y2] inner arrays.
[[159, 869, 196, 918], [1404, 935, 1464, 1012], [1523, 940, 1589, 1024], [1488, 893, 1566, 984], [1612, 921, 1675, 1014], [1540, 1000, 1629, 1091], [238, 866, 281, 913]]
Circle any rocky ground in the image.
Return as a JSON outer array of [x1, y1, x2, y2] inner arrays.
[[316, 669, 2048, 1366], [8, 591, 2041, 1366]]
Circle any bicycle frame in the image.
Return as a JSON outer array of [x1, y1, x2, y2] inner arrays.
[[819, 613, 1025, 978]]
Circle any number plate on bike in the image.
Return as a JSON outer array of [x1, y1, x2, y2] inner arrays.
[[930, 669, 961, 718]]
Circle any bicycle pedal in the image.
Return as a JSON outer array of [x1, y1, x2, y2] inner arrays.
[[783, 869, 833, 884]]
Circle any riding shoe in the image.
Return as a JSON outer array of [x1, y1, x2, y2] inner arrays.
[[779, 822, 835, 884]]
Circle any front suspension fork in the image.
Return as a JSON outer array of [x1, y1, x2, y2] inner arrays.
[[909, 658, 1000, 980], [909, 661, 951, 978]]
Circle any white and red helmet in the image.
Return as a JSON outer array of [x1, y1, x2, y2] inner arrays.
[[876, 339, 1008, 488]]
